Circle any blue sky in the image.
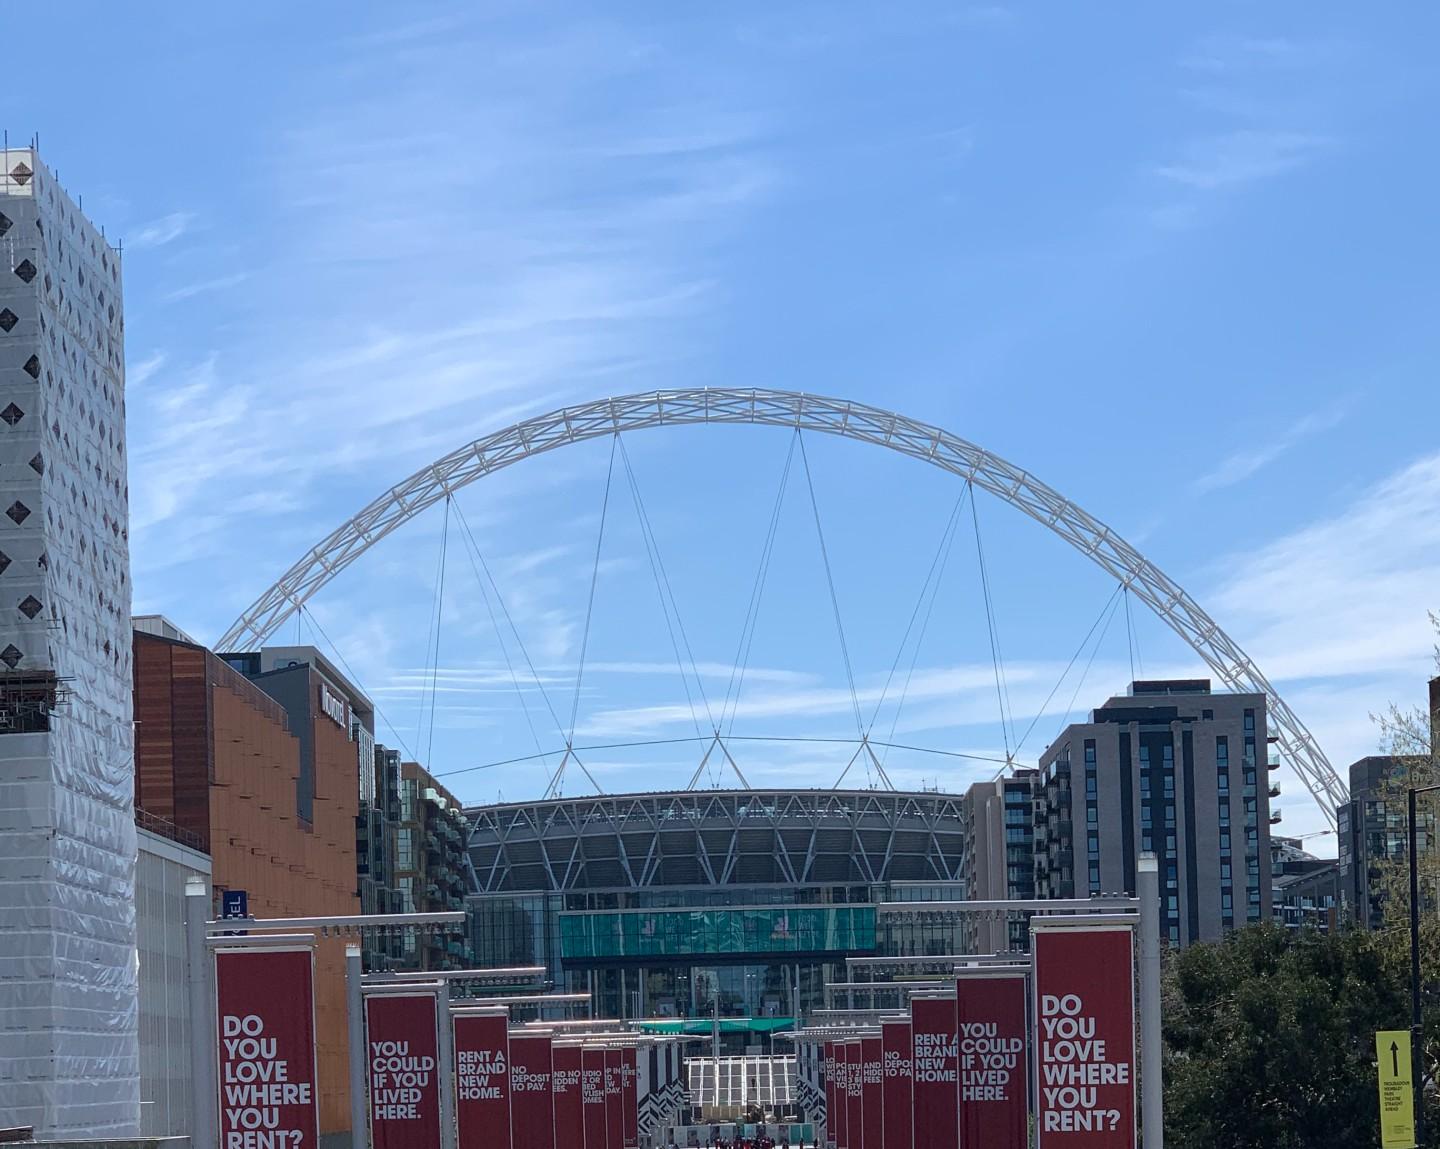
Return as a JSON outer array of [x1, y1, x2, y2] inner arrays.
[[11, 3, 1440, 848]]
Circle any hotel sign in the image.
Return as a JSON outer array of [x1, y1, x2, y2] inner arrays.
[[319, 682, 349, 729]]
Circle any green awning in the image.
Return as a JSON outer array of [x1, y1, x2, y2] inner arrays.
[[635, 1017, 795, 1035]]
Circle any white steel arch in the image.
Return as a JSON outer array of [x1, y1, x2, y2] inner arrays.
[[216, 388, 1345, 826]]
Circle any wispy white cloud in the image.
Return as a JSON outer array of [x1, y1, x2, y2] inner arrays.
[[129, 18, 774, 614], [127, 351, 167, 388], [1210, 450, 1440, 686], [1191, 399, 1350, 493], [163, 272, 248, 302], [1181, 36, 1346, 75], [127, 211, 195, 250], [1155, 130, 1331, 191], [946, 6, 1017, 29]]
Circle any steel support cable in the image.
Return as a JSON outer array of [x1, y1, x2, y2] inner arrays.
[[299, 604, 417, 761], [1011, 582, 1125, 762], [568, 435, 619, 745], [616, 435, 712, 738], [219, 389, 1344, 825], [866, 488, 968, 736], [878, 486, 970, 768], [433, 736, 712, 779], [722, 431, 799, 739], [416, 496, 452, 761], [449, 498, 554, 774], [433, 733, 1014, 780], [969, 484, 1015, 761], [1124, 586, 1145, 680], [1124, 587, 1137, 684], [451, 499, 569, 744], [796, 432, 866, 740], [1050, 586, 1126, 748]]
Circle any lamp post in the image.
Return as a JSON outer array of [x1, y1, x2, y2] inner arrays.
[[1410, 783, 1440, 1143]]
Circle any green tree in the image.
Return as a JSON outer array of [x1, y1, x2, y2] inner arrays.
[[1162, 924, 1411, 1149]]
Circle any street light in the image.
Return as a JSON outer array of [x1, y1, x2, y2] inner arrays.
[[1409, 783, 1440, 1143]]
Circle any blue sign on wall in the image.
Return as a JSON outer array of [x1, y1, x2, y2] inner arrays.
[[221, 889, 248, 920]]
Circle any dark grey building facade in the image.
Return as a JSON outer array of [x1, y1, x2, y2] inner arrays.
[[959, 769, 1037, 953], [1034, 680, 1275, 947], [1338, 756, 1408, 930], [1270, 835, 1339, 931]]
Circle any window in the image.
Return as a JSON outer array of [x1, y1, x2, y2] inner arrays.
[[1202, 709, 1213, 720], [1244, 709, 1256, 733], [1217, 737, 1229, 768], [1220, 862, 1231, 880], [1163, 743, 1174, 765], [1085, 775, 1098, 798], [1220, 831, 1231, 850], [1084, 740, 1096, 765], [1141, 833, 1152, 852], [1086, 805, 1098, 825], [1167, 895, 1179, 912], [1221, 892, 1233, 911], [1088, 836, 1100, 857], [1166, 834, 1177, 853], [397, 828, 415, 870], [1168, 926, 1180, 944], [1139, 776, 1151, 799], [1218, 773, 1229, 793]]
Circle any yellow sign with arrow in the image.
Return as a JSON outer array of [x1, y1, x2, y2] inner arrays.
[[1377, 1030, 1416, 1149]]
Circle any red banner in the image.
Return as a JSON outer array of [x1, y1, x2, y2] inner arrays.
[[956, 972, 1029, 1149], [824, 1042, 841, 1149], [845, 1041, 864, 1149], [861, 1036, 883, 1149], [1033, 925, 1136, 1148], [552, 1045, 583, 1149], [880, 1020, 912, 1149], [454, 1013, 513, 1149], [216, 948, 319, 1149], [911, 995, 958, 1149], [582, 1048, 609, 1149], [364, 994, 441, 1149], [604, 1049, 624, 1149], [509, 1033, 555, 1149], [621, 1047, 638, 1148]]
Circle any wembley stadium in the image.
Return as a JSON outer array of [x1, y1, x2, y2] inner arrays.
[[463, 788, 969, 1045]]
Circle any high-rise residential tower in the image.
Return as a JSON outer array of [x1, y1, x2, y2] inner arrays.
[[1034, 680, 1275, 947], [0, 147, 136, 1136], [959, 769, 1037, 953]]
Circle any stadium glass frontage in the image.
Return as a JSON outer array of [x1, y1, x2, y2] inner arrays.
[[464, 790, 967, 1045]]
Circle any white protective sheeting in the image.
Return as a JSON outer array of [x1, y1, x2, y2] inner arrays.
[[0, 149, 139, 1137]]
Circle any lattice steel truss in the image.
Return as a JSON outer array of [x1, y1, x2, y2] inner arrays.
[[465, 789, 967, 894], [216, 388, 1345, 827]]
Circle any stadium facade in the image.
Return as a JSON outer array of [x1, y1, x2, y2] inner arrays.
[[465, 789, 967, 1042]]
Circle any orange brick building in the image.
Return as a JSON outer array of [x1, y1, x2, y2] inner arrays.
[[133, 628, 374, 1137]]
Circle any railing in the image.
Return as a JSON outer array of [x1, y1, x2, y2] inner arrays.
[[135, 807, 207, 853]]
